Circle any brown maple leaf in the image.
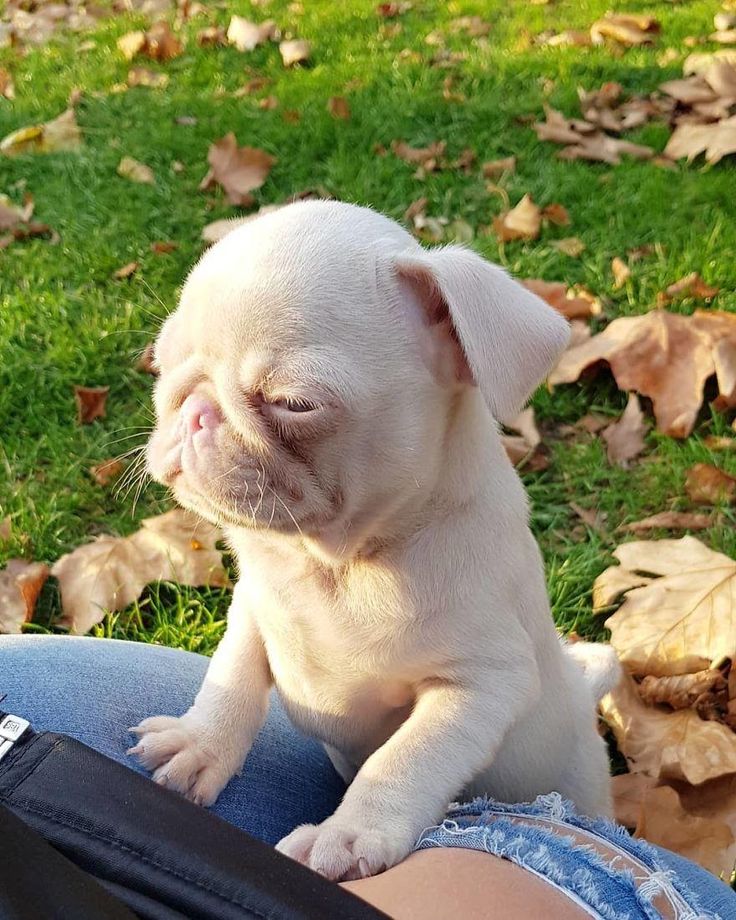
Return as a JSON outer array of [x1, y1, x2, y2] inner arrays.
[[199, 134, 276, 206], [74, 385, 109, 424], [549, 310, 736, 438]]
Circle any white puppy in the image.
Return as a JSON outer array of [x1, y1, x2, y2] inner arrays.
[[132, 201, 617, 881]]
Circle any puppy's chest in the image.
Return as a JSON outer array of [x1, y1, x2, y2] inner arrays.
[[238, 545, 422, 747]]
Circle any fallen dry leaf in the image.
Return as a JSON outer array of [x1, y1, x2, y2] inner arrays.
[[0, 108, 81, 156], [611, 772, 658, 828], [391, 139, 446, 171], [550, 310, 736, 438], [0, 67, 15, 100], [51, 509, 230, 633], [635, 782, 736, 876], [664, 116, 736, 163], [551, 237, 585, 257], [279, 38, 311, 66], [596, 536, 736, 676], [621, 511, 712, 534], [227, 16, 277, 51], [150, 240, 177, 254], [501, 407, 548, 471], [600, 672, 736, 784], [685, 463, 736, 504], [128, 67, 169, 89], [118, 21, 183, 62], [611, 256, 631, 289], [569, 501, 607, 531], [602, 393, 648, 467], [523, 279, 600, 321], [113, 261, 139, 280], [327, 96, 350, 119], [0, 517, 10, 543], [74, 385, 109, 424], [590, 13, 660, 47], [199, 134, 276, 206], [197, 25, 226, 47], [639, 669, 726, 709], [136, 342, 158, 376], [0, 193, 33, 229], [661, 272, 719, 303], [117, 156, 155, 184], [493, 193, 541, 242], [90, 459, 124, 487], [482, 156, 516, 177], [541, 202, 570, 226], [0, 559, 50, 634]]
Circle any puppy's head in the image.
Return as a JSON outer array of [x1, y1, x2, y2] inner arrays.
[[147, 201, 568, 551]]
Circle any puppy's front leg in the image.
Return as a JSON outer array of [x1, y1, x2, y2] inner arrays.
[[277, 663, 539, 880], [130, 587, 271, 806]]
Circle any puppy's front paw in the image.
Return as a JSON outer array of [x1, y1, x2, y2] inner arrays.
[[276, 817, 411, 881], [128, 714, 239, 807]]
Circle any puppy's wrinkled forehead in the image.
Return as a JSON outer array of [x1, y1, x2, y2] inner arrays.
[[158, 203, 415, 375]]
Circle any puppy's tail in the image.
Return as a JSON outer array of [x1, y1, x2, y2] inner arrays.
[[564, 640, 622, 702]]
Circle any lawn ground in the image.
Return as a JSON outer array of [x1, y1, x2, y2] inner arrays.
[[1, 0, 735, 654]]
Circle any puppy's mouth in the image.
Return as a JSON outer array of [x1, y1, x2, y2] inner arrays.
[[146, 394, 337, 535]]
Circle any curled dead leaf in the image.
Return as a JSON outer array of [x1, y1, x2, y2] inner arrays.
[[661, 272, 719, 303], [638, 669, 727, 710], [113, 261, 139, 280], [0, 559, 50, 634], [0, 109, 81, 156], [621, 511, 712, 534], [493, 193, 541, 241], [74, 385, 109, 424], [600, 671, 736, 784]]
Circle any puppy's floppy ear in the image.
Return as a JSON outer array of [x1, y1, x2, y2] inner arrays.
[[395, 245, 570, 422]]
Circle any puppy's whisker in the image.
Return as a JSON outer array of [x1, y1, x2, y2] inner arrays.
[[137, 279, 173, 318], [266, 485, 303, 537]]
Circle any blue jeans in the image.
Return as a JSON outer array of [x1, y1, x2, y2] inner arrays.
[[2, 635, 734, 919]]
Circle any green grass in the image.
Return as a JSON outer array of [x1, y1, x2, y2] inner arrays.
[[1, 0, 734, 649]]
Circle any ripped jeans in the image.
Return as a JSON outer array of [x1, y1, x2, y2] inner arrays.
[[416, 796, 733, 920]]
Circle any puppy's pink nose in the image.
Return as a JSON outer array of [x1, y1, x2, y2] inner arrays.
[[180, 394, 221, 436]]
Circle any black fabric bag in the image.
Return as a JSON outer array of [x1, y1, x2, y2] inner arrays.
[[0, 716, 387, 920]]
